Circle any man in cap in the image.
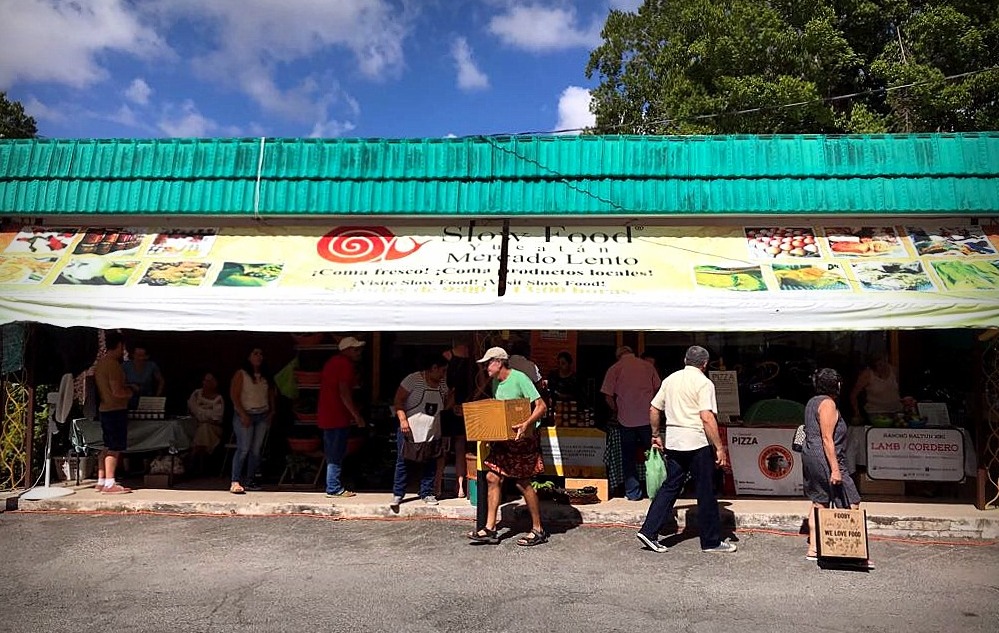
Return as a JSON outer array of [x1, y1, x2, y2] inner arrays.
[[318, 336, 367, 497], [467, 347, 549, 547], [600, 345, 661, 500], [636, 345, 736, 554]]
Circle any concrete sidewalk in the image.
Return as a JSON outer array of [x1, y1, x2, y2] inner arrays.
[[6, 480, 998, 540]]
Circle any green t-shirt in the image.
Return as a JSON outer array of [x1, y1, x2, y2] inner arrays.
[[493, 369, 541, 402]]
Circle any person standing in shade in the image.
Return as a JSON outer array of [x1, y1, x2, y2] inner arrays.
[[391, 352, 451, 511], [546, 351, 579, 404], [229, 348, 275, 494], [601, 345, 662, 500], [850, 353, 901, 424], [122, 345, 165, 410], [318, 336, 367, 498], [636, 346, 736, 554], [467, 347, 549, 547], [93, 330, 134, 494], [188, 371, 225, 475], [440, 341, 473, 498]]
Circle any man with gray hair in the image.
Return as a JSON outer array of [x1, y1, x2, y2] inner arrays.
[[636, 345, 736, 554]]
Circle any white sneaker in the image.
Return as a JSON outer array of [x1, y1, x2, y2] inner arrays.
[[702, 541, 738, 553], [389, 495, 403, 511], [422, 495, 439, 506], [636, 532, 669, 553]]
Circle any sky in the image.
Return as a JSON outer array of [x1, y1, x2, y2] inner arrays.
[[0, 0, 643, 139]]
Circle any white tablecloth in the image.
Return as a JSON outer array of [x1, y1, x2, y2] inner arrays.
[[74, 417, 197, 454], [845, 426, 977, 477]]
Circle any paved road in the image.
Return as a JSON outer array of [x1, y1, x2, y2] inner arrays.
[[1, 512, 997, 633]]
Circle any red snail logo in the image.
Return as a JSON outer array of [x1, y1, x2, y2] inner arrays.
[[317, 226, 427, 264], [758, 445, 794, 480]]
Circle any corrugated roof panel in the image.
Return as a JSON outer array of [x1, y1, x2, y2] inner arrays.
[[2, 134, 997, 216]]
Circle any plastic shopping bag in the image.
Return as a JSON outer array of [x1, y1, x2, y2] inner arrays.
[[645, 448, 667, 500]]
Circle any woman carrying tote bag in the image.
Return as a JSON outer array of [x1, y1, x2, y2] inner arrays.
[[802, 368, 871, 568], [390, 352, 451, 512]]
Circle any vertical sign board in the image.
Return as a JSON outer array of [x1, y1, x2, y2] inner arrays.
[[727, 427, 803, 496], [866, 428, 965, 481], [709, 370, 741, 424]]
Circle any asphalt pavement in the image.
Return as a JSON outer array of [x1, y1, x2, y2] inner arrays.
[[1, 512, 997, 633]]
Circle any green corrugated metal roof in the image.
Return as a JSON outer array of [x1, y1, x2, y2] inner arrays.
[[1, 134, 997, 217]]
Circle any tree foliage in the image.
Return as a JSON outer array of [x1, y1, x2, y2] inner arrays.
[[586, 1, 999, 134], [0, 93, 38, 139]]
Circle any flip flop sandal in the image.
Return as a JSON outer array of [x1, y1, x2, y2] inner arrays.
[[516, 529, 548, 547], [467, 528, 499, 544], [230, 483, 245, 495]]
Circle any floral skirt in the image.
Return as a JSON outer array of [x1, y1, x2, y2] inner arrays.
[[484, 435, 544, 480]]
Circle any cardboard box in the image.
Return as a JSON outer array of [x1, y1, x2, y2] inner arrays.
[[857, 473, 904, 496], [462, 399, 530, 441], [564, 477, 609, 502]]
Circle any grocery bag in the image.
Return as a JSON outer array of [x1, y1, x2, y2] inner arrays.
[[644, 448, 667, 500]]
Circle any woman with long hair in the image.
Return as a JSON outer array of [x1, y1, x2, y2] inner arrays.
[[229, 348, 275, 494]]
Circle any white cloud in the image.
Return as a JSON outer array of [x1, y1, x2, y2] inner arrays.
[[109, 104, 142, 129], [124, 78, 153, 105], [554, 86, 595, 133], [608, 0, 643, 11], [451, 37, 490, 91], [21, 96, 67, 124], [488, 4, 603, 52], [0, 0, 167, 89], [309, 119, 357, 138], [157, 100, 221, 137]]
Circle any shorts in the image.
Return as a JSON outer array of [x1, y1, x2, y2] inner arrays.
[[440, 411, 465, 438], [100, 409, 129, 452]]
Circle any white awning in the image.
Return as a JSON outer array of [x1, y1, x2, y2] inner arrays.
[[2, 221, 998, 332]]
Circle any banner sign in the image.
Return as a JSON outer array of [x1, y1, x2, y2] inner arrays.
[[3, 222, 998, 331], [727, 427, 803, 496], [865, 428, 965, 482], [539, 428, 606, 478]]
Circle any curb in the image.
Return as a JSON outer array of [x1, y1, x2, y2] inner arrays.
[[14, 496, 999, 540]]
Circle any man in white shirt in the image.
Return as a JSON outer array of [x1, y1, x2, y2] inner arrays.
[[635, 346, 736, 554], [600, 346, 661, 500]]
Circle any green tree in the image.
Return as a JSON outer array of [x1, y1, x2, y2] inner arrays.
[[586, 1, 999, 134], [0, 93, 38, 139]]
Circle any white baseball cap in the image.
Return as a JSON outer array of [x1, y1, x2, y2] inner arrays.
[[476, 346, 509, 363], [338, 336, 366, 351]]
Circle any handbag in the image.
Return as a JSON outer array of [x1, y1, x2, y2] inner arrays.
[[401, 437, 442, 462], [813, 485, 869, 561], [791, 424, 806, 452]]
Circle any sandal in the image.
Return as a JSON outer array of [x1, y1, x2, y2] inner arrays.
[[516, 529, 548, 547], [229, 482, 245, 495], [467, 528, 500, 544]]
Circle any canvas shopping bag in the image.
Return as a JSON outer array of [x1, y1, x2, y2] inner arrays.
[[813, 487, 869, 560]]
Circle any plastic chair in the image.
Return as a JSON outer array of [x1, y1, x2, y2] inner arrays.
[[743, 398, 806, 427]]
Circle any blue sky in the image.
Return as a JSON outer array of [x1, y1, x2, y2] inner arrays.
[[0, 0, 642, 139]]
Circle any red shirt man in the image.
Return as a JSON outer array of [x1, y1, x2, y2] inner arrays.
[[318, 337, 366, 429]]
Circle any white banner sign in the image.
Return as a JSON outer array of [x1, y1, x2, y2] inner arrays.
[[539, 428, 606, 477], [727, 427, 803, 496], [866, 428, 965, 482]]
